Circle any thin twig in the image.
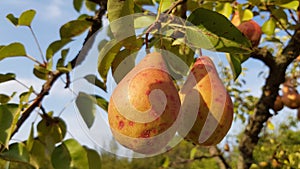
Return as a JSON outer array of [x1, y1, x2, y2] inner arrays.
[[270, 15, 292, 37], [29, 27, 46, 63], [166, 0, 187, 14], [14, 79, 38, 95], [288, 9, 298, 23]]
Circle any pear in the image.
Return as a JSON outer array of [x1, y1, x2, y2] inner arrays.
[[108, 52, 181, 154], [237, 20, 262, 47], [281, 84, 300, 109], [179, 56, 234, 146], [273, 95, 284, 112]]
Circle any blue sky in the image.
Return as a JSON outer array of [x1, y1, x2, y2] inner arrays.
[[0, 0, 298, 157]]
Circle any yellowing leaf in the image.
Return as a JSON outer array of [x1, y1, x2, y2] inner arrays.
[[262, 18, 276, 36], [278, 0, 299, 10], [241, 9, 253, 22], [19, 9, 36, 26], [267, 121, 275, 130], [216, 2, 232, 19]]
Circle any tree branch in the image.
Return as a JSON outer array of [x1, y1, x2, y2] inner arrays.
[[209, 146, 231, 169], [238, 27, 300, 169], [250, 47, 275, 70], [4, 2, 107, 148]]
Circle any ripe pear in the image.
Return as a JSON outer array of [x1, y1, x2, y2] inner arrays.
[[179, 56, 233, 146], [108, 52, 181, 154], [237, 20, 262, 47], [281, 85, 300, 109]]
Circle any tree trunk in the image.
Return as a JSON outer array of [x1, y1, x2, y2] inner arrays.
[[238, 29, 300, 169]]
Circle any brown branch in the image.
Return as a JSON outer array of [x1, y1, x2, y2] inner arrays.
[[238, 27, 300, 169], [166, 0, 187, 14], [288, 9, 298, 24], [2, 2, 107, 149], [270, 15, 292, 37], [209, 146, 231, 169], [250, 47, 275, 70]]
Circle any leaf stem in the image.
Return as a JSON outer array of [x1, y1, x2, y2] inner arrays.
[[25, 54, 42, 65], [29, 26, 46, 63], [14, 79, 38, 95]]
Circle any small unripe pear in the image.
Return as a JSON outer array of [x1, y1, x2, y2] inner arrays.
[[179, 56, 233, 146], [237, 20, 262, 47], [108, 52, 181, 154]]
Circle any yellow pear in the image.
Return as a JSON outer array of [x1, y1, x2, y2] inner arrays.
[[179, 56, 234, 146], [108, 52, 181, 154]]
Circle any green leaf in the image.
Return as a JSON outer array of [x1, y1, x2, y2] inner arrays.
[[107, 0, 136, 48], [0, 104, 20, 148], [75, 92, 96, 128], [61, 48, 70, 58], [46, 39, 72, 60], [159, 0, 175, 12], [29, 139, 54, 168], [60, 20, 92, 39], [33, 65, 50, 80], [0, 43, 26, 61], [84, 146, 102, 169], [84, 74, 107, 91], [52, 139, 89, 169], [272, 9, 288, 27], [107, 0, 134, 22], [78, 14, 90, 20], [111, 49, 136, 83], [57, 62, 72, 73], [155, 37, 194, 79], [0, 73, 15, 84], [6, 14, 19, 26], [0, 143, 30, 163], [161, 156, 170, 168], [97, 40, 122, 83], [262, 18, 276, 36], [19, 86, 33, 104], [37, 117, 67, 145], [19, 9, 36, 26], [216, 2, 232, 19], [0, 94, 10, 104], [186, 8, 252, 54], [73, 0, 84, 12], [277, 0, 299, 10], [51, 141, 71, 169], [189, 147, 197, 159], [85, 1, 97, 11], [134, 15, 155, 29], [91, 95, 108, 111], [26, 123, 34, 151], [226, 53, 242, 80]]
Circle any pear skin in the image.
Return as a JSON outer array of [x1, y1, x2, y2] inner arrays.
[[237, 20, 262, 47], [108, 52, 181, 154], [179, 56, 234, 146]]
